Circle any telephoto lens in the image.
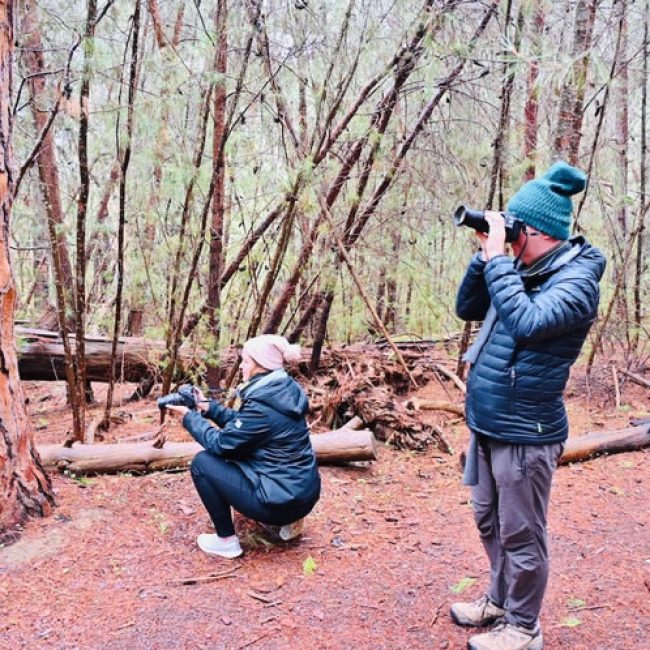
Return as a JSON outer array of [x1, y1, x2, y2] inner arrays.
[[453, 205, 524, 243], [157, 385, 198, 410]]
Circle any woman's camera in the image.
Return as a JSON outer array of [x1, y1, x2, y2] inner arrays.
[[157, 384, 198, 410]]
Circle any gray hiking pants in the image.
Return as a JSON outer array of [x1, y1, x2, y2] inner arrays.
[[471, 436, 564, 628]]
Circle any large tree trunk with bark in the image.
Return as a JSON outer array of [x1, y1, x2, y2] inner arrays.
[[38, 428, 378, 475], [0, 0, 54, 541]]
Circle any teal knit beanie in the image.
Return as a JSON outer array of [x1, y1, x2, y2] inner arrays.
[[507, 161, 587, 240]]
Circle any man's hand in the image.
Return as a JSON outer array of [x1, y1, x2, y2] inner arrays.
[[476, 210, 507, 261]]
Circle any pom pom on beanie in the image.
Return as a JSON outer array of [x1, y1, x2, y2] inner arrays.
[[507, 161, 587, 240], [243, 335, 301, 370]]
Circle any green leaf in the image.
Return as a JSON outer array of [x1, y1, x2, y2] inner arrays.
[[561, 616, 582, 628], [450, 577, 476, 594], [567, 597, 586, 608], [302, 556, 318, 576]]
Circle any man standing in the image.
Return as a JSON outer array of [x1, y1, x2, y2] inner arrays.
[[451, 162, 606, 650]]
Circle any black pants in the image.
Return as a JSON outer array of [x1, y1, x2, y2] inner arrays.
[[190, 450, 317, 537]]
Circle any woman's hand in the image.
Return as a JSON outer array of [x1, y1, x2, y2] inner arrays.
[[165, 404, 189, 417], [193, 386, 210, 413]]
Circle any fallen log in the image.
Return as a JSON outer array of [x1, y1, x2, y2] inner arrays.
[[38, 428, 378, 475], [16, 327, 201, 383], [559, 424, 650, 465]]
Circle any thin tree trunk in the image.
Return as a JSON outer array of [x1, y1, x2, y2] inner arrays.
[[574, 1, 625, 231], [287, 291, 322, 343], [634, 0, 649, 348], [75, 0, 98, 438], [102, 0, 141, 430], [206, 0, 228, 390], [522, 3, 545, 180], [486, 0, 516, 209], [0, 0, 54, 542], [614, 0, 630, 350]]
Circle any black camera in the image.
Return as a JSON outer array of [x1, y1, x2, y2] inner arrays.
[[453, 205, 524, 243], [157, 384, 198, 410]]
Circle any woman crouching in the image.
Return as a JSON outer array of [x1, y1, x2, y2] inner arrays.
[[164, 335, 321, 558]]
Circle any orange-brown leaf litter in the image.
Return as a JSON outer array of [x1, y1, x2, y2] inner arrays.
[[1, 370, 648, 649]]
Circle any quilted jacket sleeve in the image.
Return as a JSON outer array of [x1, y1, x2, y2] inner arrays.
[[183, 401, 270, 458], [204, 399, 236, 428], [484, 255, 600, 344], [456, 253, 491, 321]]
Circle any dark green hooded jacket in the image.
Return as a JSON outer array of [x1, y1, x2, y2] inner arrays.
[[183, 370, 320, 508]]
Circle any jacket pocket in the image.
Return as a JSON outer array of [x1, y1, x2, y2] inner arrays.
[[509, 366, 517, 414]]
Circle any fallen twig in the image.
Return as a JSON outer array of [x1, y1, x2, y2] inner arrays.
[[433, 363, 466, 394], [237, 630, 275, 649], [167, 566, 241, 586], [620, 368, 650, 389], [247, 590, 280, 604]]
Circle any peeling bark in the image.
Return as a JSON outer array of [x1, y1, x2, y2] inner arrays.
[[0, 0, 54, 541]]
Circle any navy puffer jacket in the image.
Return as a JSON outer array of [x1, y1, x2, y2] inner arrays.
[[183, 370, 320, 508], [456, 237, 605, 444]]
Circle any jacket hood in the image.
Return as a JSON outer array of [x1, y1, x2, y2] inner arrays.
[[241, 369, 308, 419]]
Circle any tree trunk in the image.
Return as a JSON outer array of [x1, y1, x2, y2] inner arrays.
[[522, 3, 545, 180], [634, 0, 649, 347], [0, 0, 54, 541], [102, 0, 141, 432], [19, 0, 74, 295], [552, 0, 598, 163], [206, 0, 228, 390], [37, 428, 378, 475]]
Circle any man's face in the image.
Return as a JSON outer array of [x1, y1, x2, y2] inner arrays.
[[511, 225, 560, 265], [511, 225, 542, 264]]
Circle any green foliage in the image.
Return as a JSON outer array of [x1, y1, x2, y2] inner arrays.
[[8, 0, 636, 357], [302, 556, 318, 576], [450, 576, 476, 594]]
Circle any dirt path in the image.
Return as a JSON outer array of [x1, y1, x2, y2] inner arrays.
[[1, 380, 649, 649]]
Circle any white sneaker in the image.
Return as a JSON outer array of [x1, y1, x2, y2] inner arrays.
[[279, 518, 305, 541], [197, 534, 243, 558]]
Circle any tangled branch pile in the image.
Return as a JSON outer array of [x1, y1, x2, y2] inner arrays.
[[296, 344, 460, 451]]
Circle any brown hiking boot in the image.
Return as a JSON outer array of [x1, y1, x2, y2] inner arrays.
[[450, 595, 506, 627], [468, 621, 543, 650]]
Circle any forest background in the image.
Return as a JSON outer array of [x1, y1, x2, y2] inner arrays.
[[1, 0, 649, 536]]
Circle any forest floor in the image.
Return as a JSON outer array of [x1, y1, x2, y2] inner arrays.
[[1, 363, 649, 650]]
